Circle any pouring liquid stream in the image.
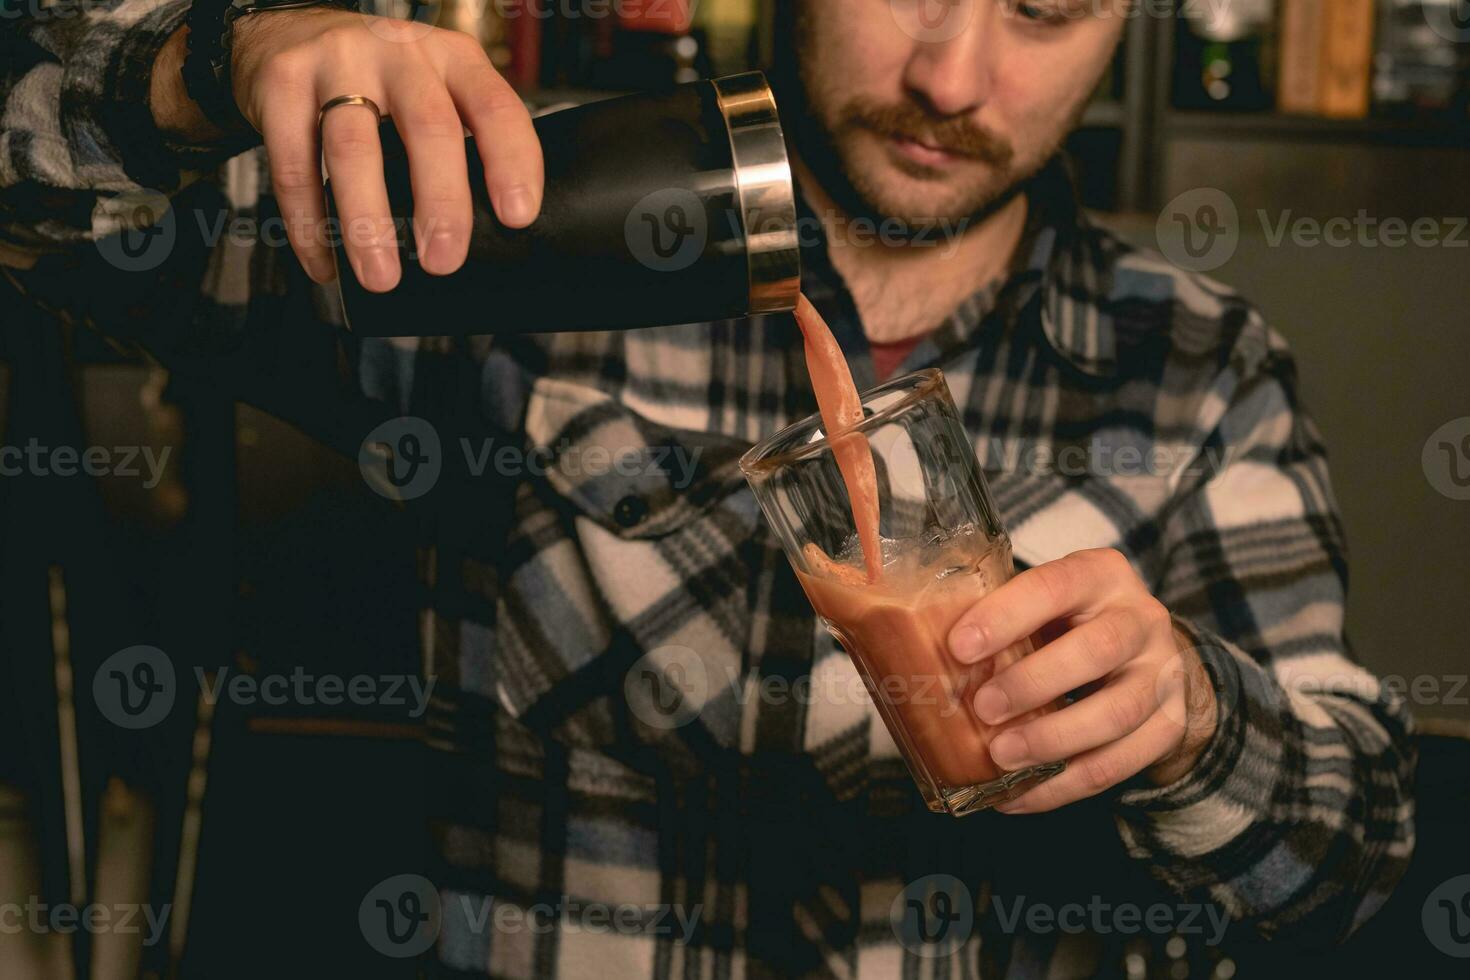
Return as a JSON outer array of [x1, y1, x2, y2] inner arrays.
[[785, 296, 1066, 808], [793, 294, 884, 584]]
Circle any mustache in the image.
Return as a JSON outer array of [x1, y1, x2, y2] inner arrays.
[[840, 99, 1014, 166]]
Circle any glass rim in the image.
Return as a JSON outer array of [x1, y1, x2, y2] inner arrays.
[[739, 368, 947, 477]]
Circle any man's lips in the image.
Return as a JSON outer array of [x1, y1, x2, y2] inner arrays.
[[883, 132, 979, 168]]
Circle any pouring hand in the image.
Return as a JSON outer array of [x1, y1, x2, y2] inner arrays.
[[216, 9, 543, 287]]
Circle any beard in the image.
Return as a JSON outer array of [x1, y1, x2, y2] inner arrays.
[[817, 95, 1021, 225], [784, 14, 1083, 234]]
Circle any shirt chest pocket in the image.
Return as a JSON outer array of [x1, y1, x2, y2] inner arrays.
[[481, 377, 762, 752]]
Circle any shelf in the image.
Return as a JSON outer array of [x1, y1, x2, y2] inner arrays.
[[1164, 110, 1470, 148]]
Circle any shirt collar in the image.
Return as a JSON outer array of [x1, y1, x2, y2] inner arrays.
[[1018, 158, 1119, 378]]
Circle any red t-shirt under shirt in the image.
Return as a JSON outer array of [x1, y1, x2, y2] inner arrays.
[[869, 334, 926, 381]]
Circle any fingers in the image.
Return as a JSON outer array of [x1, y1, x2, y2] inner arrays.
[[323, 39, 533, 282], [319, 92, 400, 291], [986, 664, 1160, 771], [948, 549, 1134, 664], [972, 608, 1150, 724], [253, 19, 540, 286], [387, 65, 474, 275], [443, 39, 543, 228], [258, 80, 336, 284], [993, 707, 1184, 814]]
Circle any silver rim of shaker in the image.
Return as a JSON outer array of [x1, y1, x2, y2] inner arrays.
[[712, 72, 801, 316]]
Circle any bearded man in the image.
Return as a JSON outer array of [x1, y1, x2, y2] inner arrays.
[[0, 0, 1414, 975]]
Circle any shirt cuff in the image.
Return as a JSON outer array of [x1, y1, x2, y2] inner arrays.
[[60, 0, 256, 194], [1113, 617, 1282, 854]]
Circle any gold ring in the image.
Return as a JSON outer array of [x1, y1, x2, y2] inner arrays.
[[318, 94, 384, 129]]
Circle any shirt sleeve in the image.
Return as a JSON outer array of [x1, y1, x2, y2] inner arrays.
[[0, 0, 257, 253], [1113, 312, 1416, 945]]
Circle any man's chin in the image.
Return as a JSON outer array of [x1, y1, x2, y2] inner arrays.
[[835, 138, 1013, 229], [854, 170, 1010, 230]]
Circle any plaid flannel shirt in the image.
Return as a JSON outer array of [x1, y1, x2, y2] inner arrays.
[[2, 2, 1417, 976]]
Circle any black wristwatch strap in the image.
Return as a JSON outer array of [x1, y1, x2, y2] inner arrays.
[[181, 0, 360, 135], [182, 0, 245, 133]]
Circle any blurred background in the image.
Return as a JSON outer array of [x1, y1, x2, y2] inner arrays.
[[1, 0, 1467, 977]]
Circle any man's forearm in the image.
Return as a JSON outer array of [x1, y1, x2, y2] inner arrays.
[[149, 25, 225, 144], [1, 0, 258, 253]]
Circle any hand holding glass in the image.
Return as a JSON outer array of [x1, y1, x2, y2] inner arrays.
[[741, 369, 1065, 815]]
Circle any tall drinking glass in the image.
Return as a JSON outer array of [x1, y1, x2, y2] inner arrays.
[[740, 369, 1065, 816]]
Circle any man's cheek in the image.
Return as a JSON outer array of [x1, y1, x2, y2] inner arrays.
[[803, 7, 912, 100], [1005, 89, 1077, 163]]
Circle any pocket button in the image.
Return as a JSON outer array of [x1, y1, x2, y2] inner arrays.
[[613, 494, 649, 528]]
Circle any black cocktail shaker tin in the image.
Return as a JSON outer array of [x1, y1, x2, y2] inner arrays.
[[324, 72, 800, 336]]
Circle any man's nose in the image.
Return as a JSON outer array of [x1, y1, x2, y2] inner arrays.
[[900, 0, 998, 117]]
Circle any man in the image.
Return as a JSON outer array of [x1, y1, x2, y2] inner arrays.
[[0, 0, 1415, 975]]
